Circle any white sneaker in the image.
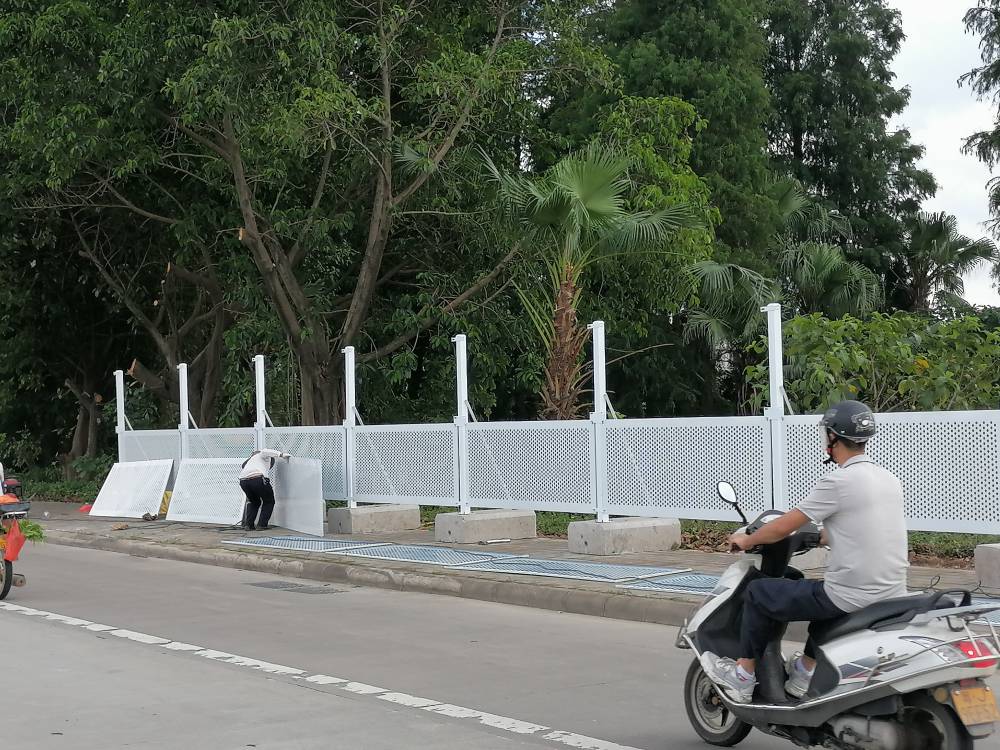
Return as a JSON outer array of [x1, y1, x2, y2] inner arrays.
[[699, 651, 756, 704], [784, 652, 814, 699]]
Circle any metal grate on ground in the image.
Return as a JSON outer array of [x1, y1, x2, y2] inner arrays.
[[224, 537, 389, 553], [326, 543, 515, 567], [617, 573, 720, 594], [450, 558, 689, 583], [972, 597, 1000, 625]]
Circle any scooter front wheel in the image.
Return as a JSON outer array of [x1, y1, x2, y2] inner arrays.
[[684, 658, 753, 746], [0, 560, 11, 600]]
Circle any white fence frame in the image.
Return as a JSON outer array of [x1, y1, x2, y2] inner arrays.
[[112, 308, 1000, 534]]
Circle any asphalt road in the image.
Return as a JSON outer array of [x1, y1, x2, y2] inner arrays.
[[6, 543, 1000, 749]]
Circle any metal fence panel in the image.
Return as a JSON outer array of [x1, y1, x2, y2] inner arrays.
[[118, 430, 181, 487], [466, 420, 594, 513], [166, 458, 246, 525], [354, 424, 458, 505], [786, 410, 1000, 533], [270, 457, 325, 537], [90, 460, 173, 518], [264, 426, 347, 500], [184, 428, 257, 460], [605, 417, 771, 520]]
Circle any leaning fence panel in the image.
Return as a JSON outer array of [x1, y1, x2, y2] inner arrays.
[[605, 417, 771, 521], [354, 424, 458, 505], [785, 410, 1000, 534], [263, 426, 347, 500], [466, 420, 595, 513]]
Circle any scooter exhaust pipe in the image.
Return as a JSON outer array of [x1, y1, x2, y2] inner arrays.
[[11, 573, 25, 587]]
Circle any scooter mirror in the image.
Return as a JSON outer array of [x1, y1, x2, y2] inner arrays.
[[717, 481, 738, 506]]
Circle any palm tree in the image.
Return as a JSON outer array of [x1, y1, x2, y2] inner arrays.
[[778, 238, 882, 318], [484, 145, 695, 419], [897, 212, 999, 311]]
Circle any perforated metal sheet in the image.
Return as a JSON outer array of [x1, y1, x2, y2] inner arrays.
[[90, 460, 173, 518], [118, 430, 181, 486], [451, 558, 687, 582], [607, 417, 770, 521], [354, 424, 458, 505], [785, 411, 1000, 533], [184, 428, 257, 461], [327, 543, 511, 566], [617, 573, 720, 594], [467, 420, 594, 512], [224, 537, 385, 553], [167, 458, 247, 524], [269, 457, 325, 537], [264, 427, 347, 499]]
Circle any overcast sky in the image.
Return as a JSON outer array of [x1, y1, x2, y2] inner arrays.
[[890, 0, 1000, 305]]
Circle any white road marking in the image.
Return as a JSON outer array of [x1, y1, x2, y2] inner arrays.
[[0, 601, 642, 750]]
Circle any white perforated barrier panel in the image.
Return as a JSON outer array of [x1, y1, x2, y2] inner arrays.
[[606, 417, 771, 520], [90, 460, 173, 518], [263, 427, 347, 499], [270, 458, 325, 537], [467, 421, 594, 512], [184, 428, 257, 460], [119, 430, 181, 463], [167, 459, 246, 524], [785, 410, 1000, 533], [354, 424, 458, 505]]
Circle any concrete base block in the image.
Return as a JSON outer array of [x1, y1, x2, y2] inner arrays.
[[975, 543, 1000, 591], [434, 509, 536, 544], [568, 517, 681, 556], [327, 504, 421, 535]]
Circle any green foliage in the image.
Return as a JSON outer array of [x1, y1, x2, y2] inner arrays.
[[765, 0, 936, 268], [746, 313, 1000, 413], [18, 519, 44, 543]]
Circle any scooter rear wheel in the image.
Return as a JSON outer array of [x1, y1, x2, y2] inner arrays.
[[0, 560, 11, 600], [904, 693, 973, 750], [684, 658, 753, 746]]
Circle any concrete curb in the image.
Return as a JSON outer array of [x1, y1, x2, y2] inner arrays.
[[44, 530, 701, 627]]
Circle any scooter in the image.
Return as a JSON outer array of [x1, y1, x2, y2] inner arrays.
[[0, 468, 30, 600], [677, 481, 1000, 749]]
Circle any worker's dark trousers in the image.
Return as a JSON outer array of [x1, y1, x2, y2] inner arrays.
[[740, 578, 845, 662], [240, 476, 275, 529]]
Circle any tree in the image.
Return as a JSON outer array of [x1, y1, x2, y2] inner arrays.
[[893, 212, 999, 311], [547, 0, 778, 254], [765, 0, 936, 269], [1, 0, 605, 425], [745, 313, 1000, 413], [485, 142, 699, 418], [962, 3, 1000, 238]]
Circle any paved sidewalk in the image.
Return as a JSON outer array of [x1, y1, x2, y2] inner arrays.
[[26, 501, 985, 626]]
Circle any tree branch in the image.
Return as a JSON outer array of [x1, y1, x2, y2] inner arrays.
[[357, 246, 518, 363], [288, 141, 334, 269]]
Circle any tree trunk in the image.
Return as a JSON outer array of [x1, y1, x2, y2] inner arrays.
[[541, 263, 588, 420]]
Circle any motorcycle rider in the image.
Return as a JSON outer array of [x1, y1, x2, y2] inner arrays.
[[701, 400, 909, 703]]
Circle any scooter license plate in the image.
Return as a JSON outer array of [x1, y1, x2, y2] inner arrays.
[[951, 686, 1000, 726]]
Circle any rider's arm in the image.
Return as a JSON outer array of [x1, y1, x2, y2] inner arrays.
[[742, 509, 810, 546]]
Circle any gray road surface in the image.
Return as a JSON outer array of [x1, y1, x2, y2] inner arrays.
[[6, 543, 999, 749]]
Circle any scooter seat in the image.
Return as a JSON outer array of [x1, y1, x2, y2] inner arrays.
[[810, 592, 949, 644]]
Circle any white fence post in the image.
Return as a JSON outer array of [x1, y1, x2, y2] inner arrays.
[[453, 334, 471, 514], [115, 369, 127, 462], [343, 346, 358, 509], [253, 354, 266, 451], [762, 303, 787, 510], [588, 321, 610, 522], [177, 363, 191, 459]]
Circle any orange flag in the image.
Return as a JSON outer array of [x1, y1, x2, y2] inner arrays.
[[4, 520, 25, 562]]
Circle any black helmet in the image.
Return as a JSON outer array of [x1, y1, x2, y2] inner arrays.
[[820, 400, 877, 443]]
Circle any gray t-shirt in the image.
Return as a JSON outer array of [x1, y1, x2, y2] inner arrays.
[[795, 455, 909, 612]]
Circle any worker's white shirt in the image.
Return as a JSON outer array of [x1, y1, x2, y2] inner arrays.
[[239, 449, 286, 480]]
